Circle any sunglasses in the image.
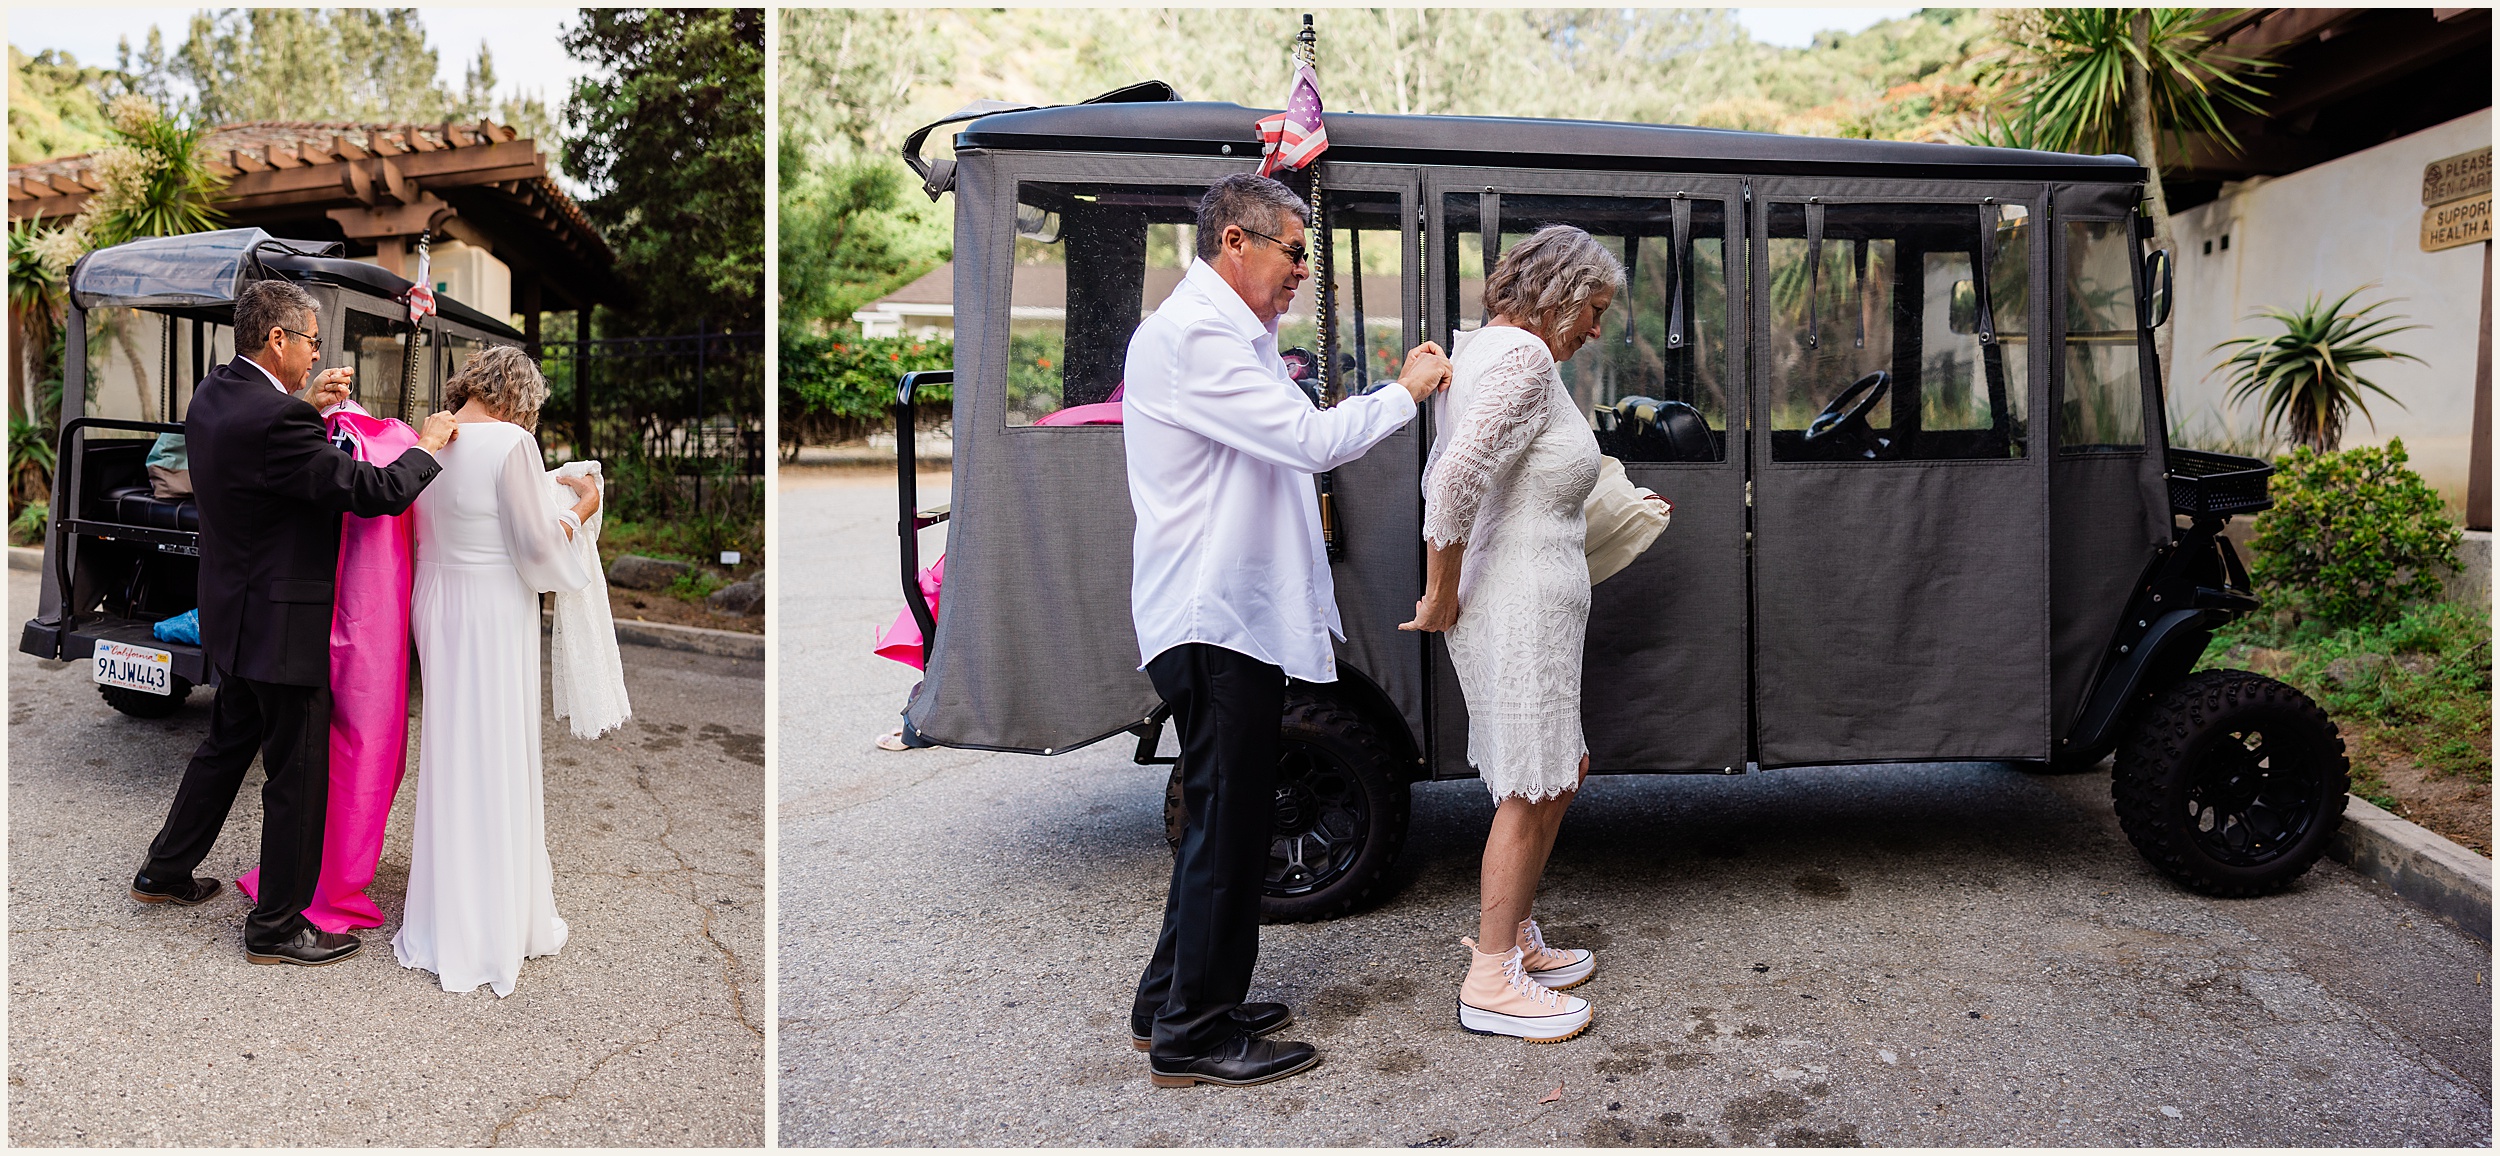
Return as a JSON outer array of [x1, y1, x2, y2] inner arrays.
[[279, 325, 323, 353], [1235, 225, 1309, 267]]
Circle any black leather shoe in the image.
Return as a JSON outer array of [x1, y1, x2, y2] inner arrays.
[[1148, 1034, 1320, 1088], [1131, 1002, 1293, 1052], [245, 927, 362, 967], [130, 872, 221, 907]]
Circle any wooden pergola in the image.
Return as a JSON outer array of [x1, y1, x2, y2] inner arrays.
[[8, 119, 620, 347]]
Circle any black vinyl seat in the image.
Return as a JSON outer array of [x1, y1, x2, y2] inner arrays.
[[99, 485, 199, 533]]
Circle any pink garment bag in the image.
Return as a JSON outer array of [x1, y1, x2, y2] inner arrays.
[[874, 555, 945, 671], [238, 410, 419, 930]]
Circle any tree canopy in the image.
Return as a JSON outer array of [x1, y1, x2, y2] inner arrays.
[[561, 8, 765, 335]]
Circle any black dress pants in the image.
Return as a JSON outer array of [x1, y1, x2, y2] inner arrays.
[[1133, 643, 1284, 1060], [141, 670, 331, 948]]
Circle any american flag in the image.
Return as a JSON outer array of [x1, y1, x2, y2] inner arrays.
[[405, 246, 437, 324], [1255, 60, 1328, 176]]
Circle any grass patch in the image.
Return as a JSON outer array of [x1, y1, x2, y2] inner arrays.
[[2202, 601, 2492, 811]]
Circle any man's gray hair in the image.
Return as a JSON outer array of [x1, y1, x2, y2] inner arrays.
[[234, 279, 317, 355], [1195, 173, 1307, 261], [443, 345, 552, 430], [1482, 225, 1626, 341]]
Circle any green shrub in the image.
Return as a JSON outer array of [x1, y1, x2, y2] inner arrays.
[[2247, 439, 2460, 629], [780, 331, 952, 446], [8, 503, 47, 547]]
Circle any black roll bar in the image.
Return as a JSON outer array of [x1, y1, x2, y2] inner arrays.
[[893, 370, 953, 667]]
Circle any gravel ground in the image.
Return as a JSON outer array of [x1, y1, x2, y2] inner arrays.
[[778, 466, 2490, 1148], [6, 568, 765, 1146]]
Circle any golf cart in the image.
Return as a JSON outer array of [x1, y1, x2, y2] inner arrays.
[[20, 228, 525, 718], [889, 90, 2340, 919]]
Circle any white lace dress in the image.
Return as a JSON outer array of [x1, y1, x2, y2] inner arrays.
[[1423, 326, 1602, 803]]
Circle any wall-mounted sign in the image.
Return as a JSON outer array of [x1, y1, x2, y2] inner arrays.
[[2423, 191, 2491, 252], [2423, 146, 2490, 207]]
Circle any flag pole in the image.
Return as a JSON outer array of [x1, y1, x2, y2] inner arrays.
[[401, 231, 433, 423], [1297, 14, 1336, 405]]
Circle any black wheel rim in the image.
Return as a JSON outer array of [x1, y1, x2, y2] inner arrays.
[[1267, 743, 1369, 898], [2183, 724, 2322, 867]]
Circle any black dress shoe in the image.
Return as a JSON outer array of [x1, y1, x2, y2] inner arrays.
[[245, 927, 362, 967], [1131, 1002, 1293, 1051], [1148, 1034, 1321, 1088], [130, 872, 221, 907]]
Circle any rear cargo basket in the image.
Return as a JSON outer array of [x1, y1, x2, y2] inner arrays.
[[2166, 448, 2274, 517]]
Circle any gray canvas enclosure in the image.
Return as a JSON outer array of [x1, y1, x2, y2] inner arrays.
[[905, 100, 2172, 779]]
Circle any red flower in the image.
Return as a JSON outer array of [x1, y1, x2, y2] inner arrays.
[[1036, 357, 1052, 369]]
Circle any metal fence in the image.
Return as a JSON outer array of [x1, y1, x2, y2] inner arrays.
[[536, 327, 764, 512]]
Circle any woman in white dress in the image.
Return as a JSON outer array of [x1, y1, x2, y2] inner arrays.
[[1402, 225, 1625, 1043], [394, 346, 601, 996]]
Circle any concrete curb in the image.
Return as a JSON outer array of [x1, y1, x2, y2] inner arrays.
[[610, 617, 764, 661], [2330, 793, 2492, 942], [540, 609, 762, 661], [9, 545, 39, 572]]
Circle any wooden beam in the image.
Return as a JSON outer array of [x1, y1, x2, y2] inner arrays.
[[326, 193, 449, 240], [331, 134, 369, 161]]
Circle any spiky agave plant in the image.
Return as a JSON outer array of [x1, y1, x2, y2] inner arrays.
[[2213, 288, 2423, 452]]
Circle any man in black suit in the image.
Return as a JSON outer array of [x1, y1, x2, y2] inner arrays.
[[131, 278, 460, 967]]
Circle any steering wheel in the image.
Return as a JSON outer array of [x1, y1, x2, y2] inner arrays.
[[1802, 370, 1892, 457]]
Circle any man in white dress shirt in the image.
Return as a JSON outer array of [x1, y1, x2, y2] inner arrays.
[[1124, 173, 1449, 1087]]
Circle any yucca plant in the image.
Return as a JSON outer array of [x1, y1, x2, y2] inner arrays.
[[84, 96, 226, 247], [2213, 288, 2423, 452]]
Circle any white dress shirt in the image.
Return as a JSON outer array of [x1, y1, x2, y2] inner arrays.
[[1123, 258, 1419, 682], [241, 355, 294, 395]]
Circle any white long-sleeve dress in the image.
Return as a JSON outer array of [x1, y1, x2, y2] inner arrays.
[[393, 420, 592, 996], [1423, 326, 1602, 803]]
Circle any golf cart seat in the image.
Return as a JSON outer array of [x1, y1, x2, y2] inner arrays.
[[1595, 396, 1717, 463], [99, 485, 199, 533]]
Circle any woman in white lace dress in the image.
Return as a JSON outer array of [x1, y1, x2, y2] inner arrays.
[[394, 347, 600, 996], [1402, 226, 1626, 1042]]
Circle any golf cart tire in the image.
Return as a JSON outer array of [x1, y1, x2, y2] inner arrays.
[[1161, 691, 1412, 924], [99, 676, 192, 719], [2112, 669, 2348, 898]]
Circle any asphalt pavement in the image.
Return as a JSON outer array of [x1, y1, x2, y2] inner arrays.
[[6, 568, 765, 1146], [777, 465, 2491, 1147]]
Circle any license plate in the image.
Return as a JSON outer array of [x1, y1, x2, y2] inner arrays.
[[94, 640, 174, 695]]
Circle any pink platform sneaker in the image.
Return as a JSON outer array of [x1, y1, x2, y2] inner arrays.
[[1456, 938, 1592, 1043], [1519, 918, 1596, 990]]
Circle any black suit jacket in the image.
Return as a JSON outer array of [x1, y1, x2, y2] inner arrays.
[[186, 359, 440, 687]]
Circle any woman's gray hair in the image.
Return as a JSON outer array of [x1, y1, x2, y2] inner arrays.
[[1482, 225, 1626, 341], [442, 345, 551, 430], [1195, 173, 1307, 260]]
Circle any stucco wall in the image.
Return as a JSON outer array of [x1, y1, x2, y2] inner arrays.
[[2169, 109, 2491, 508]]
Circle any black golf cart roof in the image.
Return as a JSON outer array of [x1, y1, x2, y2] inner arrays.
[[69, 227, 524, 340], [958, 101, 2148, 183]]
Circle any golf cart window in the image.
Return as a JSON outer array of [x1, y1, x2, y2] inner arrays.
[[342, 306, 410, 417], [2059, 221, 2145, 453], [1443, 193, 1731, 463], [1007, 181, 1205, 425], [1283, 187, 1408, 403], [1765, 201, 2029, 463]]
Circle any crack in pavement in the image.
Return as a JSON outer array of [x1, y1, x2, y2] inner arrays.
[[484, 1012, 708, 1146], [631, 770, 760, 1039]]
